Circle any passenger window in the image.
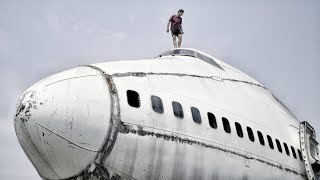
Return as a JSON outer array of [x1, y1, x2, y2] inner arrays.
[[275, 139, 282, 153], [191, 107, 201, 124], [151, 95, 164, 114], [283, 143, 290, 156], [297, 149, 303, 161], [207, 112, 217, 129], [127, 90, 140, 108], [257, 131, 265, 146], [291, 146, 297, 159], [235, 122, 243, 138], [267, 135, 274, 149], [172, 101, 184, 118], [222, 117, 231, 133], [247, 127, 254, 142]]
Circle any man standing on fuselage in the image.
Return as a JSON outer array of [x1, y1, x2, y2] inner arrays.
[[166, 9, 184, 48]]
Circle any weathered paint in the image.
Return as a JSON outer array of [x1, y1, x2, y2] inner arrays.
[[14, 48, 313, 179], [118, 122, 303, 176], [14, 66, 113, 179]]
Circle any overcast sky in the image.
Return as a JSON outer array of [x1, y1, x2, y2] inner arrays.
[[0, 0, 319, 179]]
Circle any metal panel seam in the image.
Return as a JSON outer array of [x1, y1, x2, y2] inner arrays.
[[35, 121, 98, 152], [80, 64, 121, 165], [59, 65, 121, 180], [111, 72, 266, 89]]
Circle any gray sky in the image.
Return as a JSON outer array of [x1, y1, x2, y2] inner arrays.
[[0, 0, 319, 179]]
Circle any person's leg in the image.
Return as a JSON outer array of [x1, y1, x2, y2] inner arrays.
[[172, 35, 177, 48], [178, 34, 182, 48]]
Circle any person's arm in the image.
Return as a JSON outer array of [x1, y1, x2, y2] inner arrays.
[[166, 15, 173, 33], [166, 20, 170, 33], [180, 19, 183, 34]]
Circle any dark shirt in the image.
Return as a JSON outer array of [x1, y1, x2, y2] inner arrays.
[[169, 15, 182, 31]]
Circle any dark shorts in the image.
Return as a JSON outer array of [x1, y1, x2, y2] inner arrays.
[[171, 29, 182, 37]]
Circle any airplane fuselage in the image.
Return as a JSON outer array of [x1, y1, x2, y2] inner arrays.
[[14, 48, 307, 179]]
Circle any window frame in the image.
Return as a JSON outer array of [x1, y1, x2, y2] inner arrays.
[[207, 112, 217, 129], [247, 127, 255, 142], [235, 122, 243, 138], [275, 139, 283, 153], [151, 95, 164, 114], [222, 117, 231, 134], [267, 135, 274, 150], [291, 146, 297, 159], [283, 142, 290, 156], [191, 107, 202, 124], [257, 131, 265, 146], [126, 90, 141, 108], [172, 101, 184, 119], [297, 149, 303, 161]]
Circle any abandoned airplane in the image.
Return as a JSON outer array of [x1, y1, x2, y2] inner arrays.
[[14, 48, 320, 180]]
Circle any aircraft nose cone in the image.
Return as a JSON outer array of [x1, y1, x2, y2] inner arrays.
[[14, 66, 112, 179], [14, 90, 62, 179]]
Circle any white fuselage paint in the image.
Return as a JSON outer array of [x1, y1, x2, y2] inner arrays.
[[14, 48, 308, 180]]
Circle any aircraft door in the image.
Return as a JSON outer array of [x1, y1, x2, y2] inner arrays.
[[299, 121, 320, 180]]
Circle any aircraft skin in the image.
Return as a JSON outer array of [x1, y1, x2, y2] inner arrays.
[[14, 48, 309, 180]]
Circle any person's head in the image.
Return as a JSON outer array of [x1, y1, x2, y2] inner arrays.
[[177, 9, 184, 17]]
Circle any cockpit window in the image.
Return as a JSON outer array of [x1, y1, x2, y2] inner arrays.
[[157, 49, 224, 70], [159, 50, 172, 57], [196, 52, 223, 70], [159, 49, 196, 57], [174, 49, 196, 57]]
